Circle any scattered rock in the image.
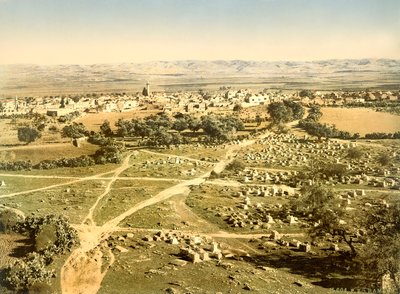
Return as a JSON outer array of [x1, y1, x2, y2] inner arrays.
[[115, 245, 128, 253], [170, 259, 188, 267]]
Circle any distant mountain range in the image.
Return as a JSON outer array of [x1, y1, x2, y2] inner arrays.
[[1, 59, 399, 95]]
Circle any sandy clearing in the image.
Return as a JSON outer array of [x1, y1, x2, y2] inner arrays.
[[320, 107, 400, 135]]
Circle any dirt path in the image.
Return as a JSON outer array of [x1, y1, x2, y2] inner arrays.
[[81, 154, 132, 226], [0, 168, 123, 199], [60, 135, 266, 294], [0, 173, 183, 182]]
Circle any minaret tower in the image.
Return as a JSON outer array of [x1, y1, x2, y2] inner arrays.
[[146, 81, 150, 96]]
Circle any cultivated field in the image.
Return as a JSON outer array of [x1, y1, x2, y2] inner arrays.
[[320, 107, 400, 135], [74, 109, 160, 131]]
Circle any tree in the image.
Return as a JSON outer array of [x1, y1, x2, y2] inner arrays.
[[62, 123, 89, 139], [267, 101, 304, 126], [60, 97, 65, 108], [17, 127, 41, 144], [283, 100, 305, 120], [267, 102, 293, 125], [15, 214, 79, 255], [201, 115, 244, 142], [255, 114, 263, 127], [115, 118, 132, 137], [233, 104, 243, 113], [100, 120, 113, 137], [188, 117, 202, 133], [293, 184, 363, 256], [363, 204, 400, 293], [172, 118, 189, 133], [307, 105, 322, 122], [93, 145, 122, 164]]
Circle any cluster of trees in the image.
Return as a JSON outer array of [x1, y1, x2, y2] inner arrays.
[[267, 101, 305, 126], [298, 120, 358, 140], [291, 184, 400, 292], [298, 89, 315, 98], [365, 132, 400, 140], [114, 113, 244, 146], [7, 215, 78, 292], [35, 155, 95, 169]]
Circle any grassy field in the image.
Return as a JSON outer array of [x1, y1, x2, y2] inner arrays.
[[0, 142, 99, 164], [93, 180, 176, 225], [121, 152, 211, 180], [0, 162, 119, 177], [0, 180, 106, 223], [320, 107, 400, 135], [0, 177, 72, 195]]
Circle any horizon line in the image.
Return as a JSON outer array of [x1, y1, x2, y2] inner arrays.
[[1, 57, 399, 67]]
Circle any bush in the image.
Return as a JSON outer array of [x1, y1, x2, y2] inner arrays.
[[0, 207, 25, 232], [18, 127, 41, 144], [0, 160, 32, 171], [346, 147, 364, 160], [377, 153, 392, 166], [6, 253, 54, 291], [226, 159, 245, 172], [93, 145, 123, 164], [34, 155, 95, 169], [15, 215, 79, 256]]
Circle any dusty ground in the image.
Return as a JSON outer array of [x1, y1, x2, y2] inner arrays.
[[320, 107, 400, 135]]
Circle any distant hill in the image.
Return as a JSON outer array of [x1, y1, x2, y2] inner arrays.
[[1, 59, 399, 95]]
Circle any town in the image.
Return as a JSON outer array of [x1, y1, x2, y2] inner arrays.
[[0, 83, 399, 294]]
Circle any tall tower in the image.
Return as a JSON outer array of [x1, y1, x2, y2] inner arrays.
[[146, 81, 150, 96]]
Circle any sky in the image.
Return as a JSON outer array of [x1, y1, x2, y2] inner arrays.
[[0, 0, 399, 64]]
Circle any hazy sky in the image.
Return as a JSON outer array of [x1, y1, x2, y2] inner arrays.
[[0, 0, 399, 64]]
